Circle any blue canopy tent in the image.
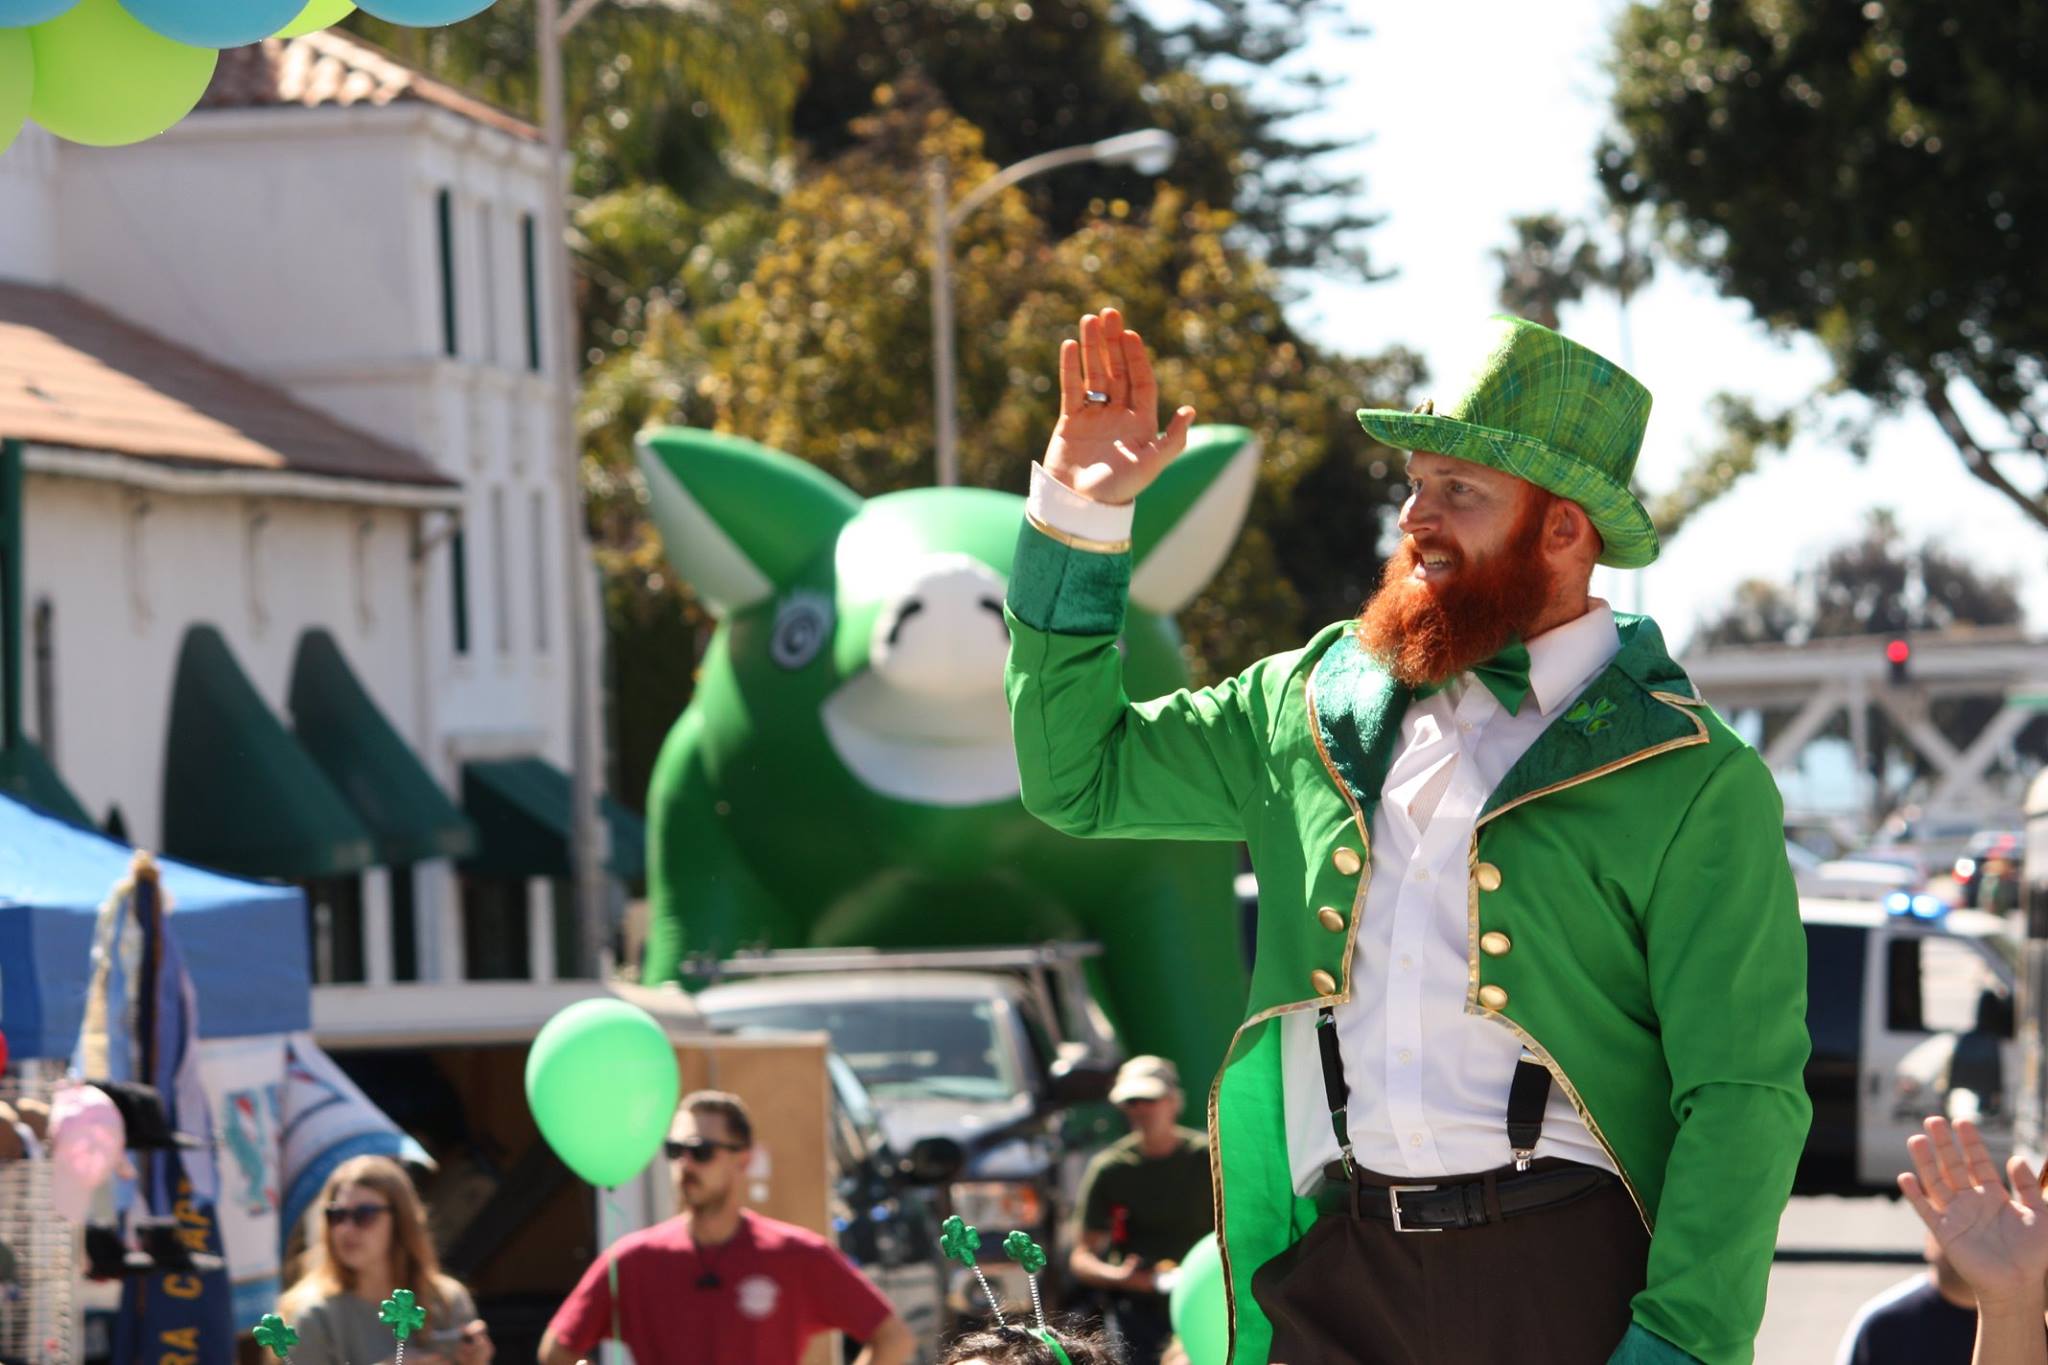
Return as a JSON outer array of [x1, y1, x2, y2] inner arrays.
[[0, 793, 309, 1060]]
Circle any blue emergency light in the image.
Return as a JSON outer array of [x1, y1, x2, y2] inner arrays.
[[1884, 891, 1950, 920]]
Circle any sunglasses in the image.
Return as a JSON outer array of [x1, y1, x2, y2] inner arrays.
[[324, 1203, 392, 1228], [665, 1138, 746, 1162]]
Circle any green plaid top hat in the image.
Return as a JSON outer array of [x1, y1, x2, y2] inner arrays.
[[1356, 315, 1659, 568]]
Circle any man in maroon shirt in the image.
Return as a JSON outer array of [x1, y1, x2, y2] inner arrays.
[[539, 1091, 915, 1365]]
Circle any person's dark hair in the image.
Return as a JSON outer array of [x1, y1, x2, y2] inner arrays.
[[680, 1089, 754, 1148], [939, 1321, 1122, 1365]]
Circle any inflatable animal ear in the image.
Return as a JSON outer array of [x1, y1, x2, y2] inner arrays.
[[635, 428, 863, 615], [1129, 424, 1261, 614]]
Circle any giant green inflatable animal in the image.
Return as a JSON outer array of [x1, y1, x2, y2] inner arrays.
[[637, 425, 1259, 1102]]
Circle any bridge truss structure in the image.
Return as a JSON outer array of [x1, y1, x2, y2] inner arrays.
[[1681, 628, 2048, 820]]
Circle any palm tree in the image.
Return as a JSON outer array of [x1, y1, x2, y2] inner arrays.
[[347, 0, 835, 201]]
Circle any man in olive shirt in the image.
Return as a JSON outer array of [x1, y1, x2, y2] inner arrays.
[[1069, 1057, 1215, 1365]]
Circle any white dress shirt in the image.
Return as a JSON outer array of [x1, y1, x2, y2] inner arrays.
[[1026, 463, 1621, 1195]]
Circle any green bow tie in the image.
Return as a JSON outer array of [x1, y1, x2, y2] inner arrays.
[[1413, 638, 1533, 716]]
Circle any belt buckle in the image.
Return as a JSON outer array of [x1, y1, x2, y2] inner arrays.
[[1387, 1183, 1440, 1233]]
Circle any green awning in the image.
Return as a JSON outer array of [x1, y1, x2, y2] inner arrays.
[[461, 757, 645, 883], [0, 739, 92, 828], [163, 625, 376, 879], [288, 629, 475, 865]]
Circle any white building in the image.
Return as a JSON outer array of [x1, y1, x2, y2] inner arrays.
[[0, 31, 637, 989]]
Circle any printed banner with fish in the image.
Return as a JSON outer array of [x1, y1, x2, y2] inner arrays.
[[197, 1035, 288, 1325]]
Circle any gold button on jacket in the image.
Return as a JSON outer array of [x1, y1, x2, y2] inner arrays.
[[1478, 983, 1509, 1010], [1317, 907, 1346, 933], [1332, 846, 1363, 876], [1480, 931, 1512, 957], [1474, 862, 1503, 892], [1310, 969, 1338, 996]]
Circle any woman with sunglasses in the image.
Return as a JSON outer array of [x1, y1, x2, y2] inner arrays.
[[280, 1155, 494, 1365]]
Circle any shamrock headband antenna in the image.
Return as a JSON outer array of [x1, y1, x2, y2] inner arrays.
[[939, 1217, 1075, 1365], [253, 1315, 298, 1362], [380, 1289, 429, 1365], [255, 1289, 430, 1365]]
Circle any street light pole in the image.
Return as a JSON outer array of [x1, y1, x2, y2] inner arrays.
[[537, 0, 611, 979], [929, 158, 962, 488], [928, 129, 1178, 487]]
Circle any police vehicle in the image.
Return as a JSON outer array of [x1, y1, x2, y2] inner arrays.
[[1798, 893, 2018, 1195]]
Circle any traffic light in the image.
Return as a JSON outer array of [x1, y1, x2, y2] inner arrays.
[[1886, 637, 1911, 685]]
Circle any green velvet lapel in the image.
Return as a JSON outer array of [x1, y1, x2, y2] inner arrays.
[[1479, 612, 1707, 821], [1306, 629, 1411, 834], [1306, 613, 1708, 826]]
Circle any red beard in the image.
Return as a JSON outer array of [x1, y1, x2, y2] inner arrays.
[[1355, 489, 1556, 688]]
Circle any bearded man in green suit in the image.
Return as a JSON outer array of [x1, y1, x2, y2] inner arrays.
[[1003, 308, 1810, 1365]]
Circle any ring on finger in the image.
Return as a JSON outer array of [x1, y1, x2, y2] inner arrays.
[[1083, 390, 1111, 406]]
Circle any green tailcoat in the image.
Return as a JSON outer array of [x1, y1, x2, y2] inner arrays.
[[1004, 524, 1811, 1365]]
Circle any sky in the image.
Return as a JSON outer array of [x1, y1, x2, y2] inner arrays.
[[1138, 0, 2048, 653]]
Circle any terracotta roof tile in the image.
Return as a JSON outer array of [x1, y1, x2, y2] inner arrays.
[[200, 29, 541, 143], [0, 281, 455, 488]]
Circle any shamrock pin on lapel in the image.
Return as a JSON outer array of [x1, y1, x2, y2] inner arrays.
[[253, 1315, 299, 1361], [1564, 696, 1617, 735], [380, 1289, 428, 1365]]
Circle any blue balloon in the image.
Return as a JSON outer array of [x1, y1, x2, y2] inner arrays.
[[0, 0, 81, 24], [116, 0, 305, 47], [351, 0, 490, 23]]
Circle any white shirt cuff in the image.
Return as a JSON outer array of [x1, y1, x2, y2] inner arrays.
[[1026, 463, 1136, 551]]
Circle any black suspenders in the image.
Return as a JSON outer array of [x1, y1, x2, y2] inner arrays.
[[1317, 1004, 1553, 1176]]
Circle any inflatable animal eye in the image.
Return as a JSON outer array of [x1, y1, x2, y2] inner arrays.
[[769, 592, 833, 670]]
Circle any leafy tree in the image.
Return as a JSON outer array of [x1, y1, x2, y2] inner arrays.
[[345, 0, 831, 203], [1601, 0, 2048, 533], [1695, 509, 2030, 807], [586, 105, 1418, 732], [1647, 391, 1797, 540], [792, 0, 1379, 279], [345, 0, 1418, 798], [1696, 508, 2021, 647], [1492, 212, 1650, 331]]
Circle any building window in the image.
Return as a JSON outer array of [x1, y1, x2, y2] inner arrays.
[[521, 212, 542, 373], [32, 597, 53, 760], [391, 865, 419, 983], [550, 878, 579, 977], [303, 875, 366, 984], [436, 187, 458, 359], [478, 203, 501, 366], [490, 486, 511, 655], [461, 873, 529, 980], [450, 528, 471, 656], [530, 489, 549, 654]]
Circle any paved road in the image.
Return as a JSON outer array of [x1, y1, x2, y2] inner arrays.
[[1759, 1195, 1932, 1364]]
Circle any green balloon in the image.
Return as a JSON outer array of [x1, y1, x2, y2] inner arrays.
[[0, 29, 31, 158], [27, 0, 215, 148], [525, 998, 680, 1188], [274, 0, 354, 38], [1167, 1232, 1228, 1365]]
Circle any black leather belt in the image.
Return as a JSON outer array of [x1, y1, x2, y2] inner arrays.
[[1320, 1161, 1615, 1233]]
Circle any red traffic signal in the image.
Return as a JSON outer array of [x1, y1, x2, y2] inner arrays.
[[1886, 637, 1911, 684]]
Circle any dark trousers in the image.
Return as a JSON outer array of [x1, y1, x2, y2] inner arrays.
[[1249, 1161, 1650, 1365]]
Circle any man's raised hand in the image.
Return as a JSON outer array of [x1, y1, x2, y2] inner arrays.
[[1043, 307, 1196, 506]]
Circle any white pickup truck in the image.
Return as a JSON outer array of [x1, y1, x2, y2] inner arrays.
[[689, 944, 1125, 1324]]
